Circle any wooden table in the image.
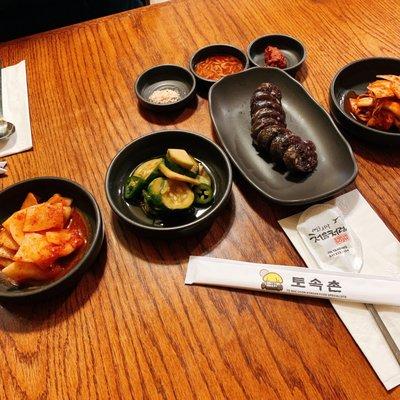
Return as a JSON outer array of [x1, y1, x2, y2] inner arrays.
[[1, 0, 399, 398]]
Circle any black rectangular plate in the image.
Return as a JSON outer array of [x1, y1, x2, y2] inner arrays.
[[209, 67, 358, 205]]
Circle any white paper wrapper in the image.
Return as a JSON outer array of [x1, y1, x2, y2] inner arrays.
[[0, 160, 6, 175], [297, 204, 363, 273], [279, 189, 400, 390], [186, 256, 400, 306], [0, 60, 32, 158]]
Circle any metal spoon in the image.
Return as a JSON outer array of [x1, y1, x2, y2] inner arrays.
[[365, 303, 400, 364], [0, 62, 15, 141]]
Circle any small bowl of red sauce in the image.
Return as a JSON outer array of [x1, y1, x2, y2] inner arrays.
[[189, 44, 249, 91], [247, 34, 306, 76]]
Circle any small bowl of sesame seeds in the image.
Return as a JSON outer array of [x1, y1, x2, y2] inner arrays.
[[135, 64, 197, 112]]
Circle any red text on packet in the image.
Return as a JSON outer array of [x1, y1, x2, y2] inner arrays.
[[334, 233, 349, 245]]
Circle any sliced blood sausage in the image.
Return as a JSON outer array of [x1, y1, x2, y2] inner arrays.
[[283, 140, 318, 173], [256, 83, 282, 100], [250, 82, 318, 173], [251, 107, 285, 125], [256, 125, 288, 151], [251, 108, 285, 125], [251, 92, 282, 110], [252, 101, 283, 119], [251, 98, 281, 114], [251, 117, 284, 139], [251, 91, 281, 103], [270, 132, 302, 161]]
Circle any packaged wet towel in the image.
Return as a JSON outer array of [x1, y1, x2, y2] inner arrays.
[[297, 203, 363, 273], [279, 189, 400, 390]]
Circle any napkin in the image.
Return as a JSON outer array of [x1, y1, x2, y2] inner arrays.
[[279, 189, 400, 390], [0, 160, 7, 175], [0, 60, 32, 158]]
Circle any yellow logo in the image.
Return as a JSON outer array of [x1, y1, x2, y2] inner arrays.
[[260, 269, 283, 291]]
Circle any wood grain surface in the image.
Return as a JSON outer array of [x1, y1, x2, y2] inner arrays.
[[0, 0, 400, 398]]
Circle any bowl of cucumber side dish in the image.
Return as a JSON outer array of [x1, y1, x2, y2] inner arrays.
[[105, 130, 232, 238]]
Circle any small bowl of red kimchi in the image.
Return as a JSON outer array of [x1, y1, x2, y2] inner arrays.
[[0, 177, 104, 300], [189, 44, 249, 92]]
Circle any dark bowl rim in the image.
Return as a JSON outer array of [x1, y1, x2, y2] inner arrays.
[[189, 43, 250, 84], [246, 33, 307, 73], [0, 176, 104, 298], [105, 129, 233, 231], [209, 66, 358, 205], [134, 64, 196, 108], [329, 57, 400, 138]]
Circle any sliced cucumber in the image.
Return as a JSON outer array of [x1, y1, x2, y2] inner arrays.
[[133, 158, 162, 184], [196, 176, 210, 186], [165, 150, 199, 178], [161, 179, 194, 210], [165, 157, 198, 178], [197, 166, 212, 186], [147, 177, 167, 207], [142, 191, 164, 216], [167, 149, 196, 169], [159, 162, 199, 185], [124, 158, 162, 201], [124, 176, 146, 200]]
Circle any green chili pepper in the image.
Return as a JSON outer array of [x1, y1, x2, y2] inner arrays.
[[193, 184, 214, 206]]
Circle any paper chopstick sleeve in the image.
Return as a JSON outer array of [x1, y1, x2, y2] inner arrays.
[[185, 256, 400, 306]]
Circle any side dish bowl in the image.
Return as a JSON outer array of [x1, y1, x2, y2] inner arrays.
[[105, 130, 232, 238], [209, 67, 358, 205], [189, 44, 249, 91], [0, 177, 104, 301], [329, 57, 400, 144], [135, 64, 196, 112], [247, 34, 306, 76]]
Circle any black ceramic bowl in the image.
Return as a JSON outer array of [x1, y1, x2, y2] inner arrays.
[[330, 57, 400, 145], [0, 177, 104, 301], [135, 64, 196, 112], [105, 130, 232, 238], [247, 34, 306, 76], [189, 44, 249, 91]]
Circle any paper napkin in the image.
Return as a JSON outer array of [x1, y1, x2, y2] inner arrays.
[[0, 160, 7, 175], [279, 189, 400, 390], [0, 60, 32, 158]]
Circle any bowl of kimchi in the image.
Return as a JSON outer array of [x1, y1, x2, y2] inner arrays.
[[329, 57, 400, 144], [0, 177, 104, 301], [189, 43, 249, 92]]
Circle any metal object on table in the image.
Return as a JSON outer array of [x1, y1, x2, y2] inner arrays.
[[366, 303, 400, 365], [304, 225, 400, 366], [0, 61, 15, 141]]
